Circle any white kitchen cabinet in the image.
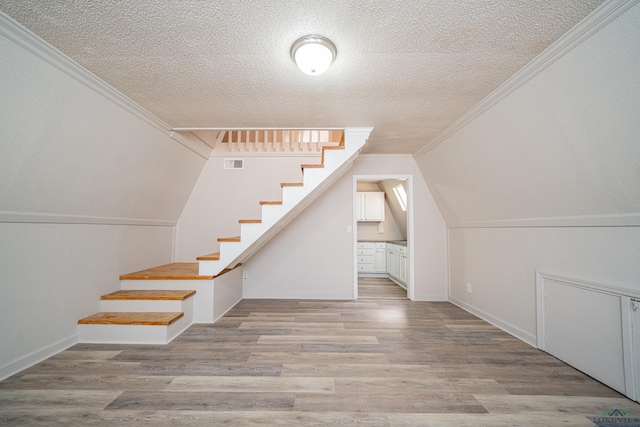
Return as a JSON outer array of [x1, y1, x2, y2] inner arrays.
[[356, 192, 385, 222], [386, 242, 407, 288], [375, 242, 386, 273], [357, 241, 386, 274]]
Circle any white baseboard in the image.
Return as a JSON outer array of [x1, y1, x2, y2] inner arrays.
[[0, 334, 78, 381], [414, 294, 448, 302], [448, 297, 537, 347]]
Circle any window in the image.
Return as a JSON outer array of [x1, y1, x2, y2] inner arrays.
[[393, 184, 407, 211]]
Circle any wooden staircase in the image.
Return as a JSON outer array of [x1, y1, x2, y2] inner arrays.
[[77, 127, 372, 344], [77, 262, 243, 344], [198, 127, 373, 276]]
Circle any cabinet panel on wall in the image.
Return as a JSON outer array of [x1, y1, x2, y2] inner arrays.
[[356, 192, 385, 222]]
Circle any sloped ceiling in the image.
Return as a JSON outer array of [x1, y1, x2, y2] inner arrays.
[[0, 0, 603, 154]]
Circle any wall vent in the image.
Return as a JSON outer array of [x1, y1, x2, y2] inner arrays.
[[224, 158, 244, 170]]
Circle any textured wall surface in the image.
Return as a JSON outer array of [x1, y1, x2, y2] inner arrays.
[[175, 154, 318, 262], [242, 155, 448, 301], [0, 0, 603, 154], [415, 4, 640, 345], [416, 4, 640, 226], [0, 25, 205, 379]]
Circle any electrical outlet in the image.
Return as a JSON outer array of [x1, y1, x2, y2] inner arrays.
[[466, 283, 472, 293], [243, 271, 248, 279], [377, 225, 384, 234]]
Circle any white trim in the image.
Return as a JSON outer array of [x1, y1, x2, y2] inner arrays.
[[0, 211, 176, 227], [173, 127, 345, 131], [353, 174, 415, 301], [358, 154, 415, 159], [535, 271, 640, 400], [168, 132, 213, 159], [210, 152, 325, 158], [448, 213, 640, 228], [0, 11, 209, 160], [536, 271, 640, 303], [0, 334, 78, 381], [414, 0, 639, 158], [449, 296, 537, 347]]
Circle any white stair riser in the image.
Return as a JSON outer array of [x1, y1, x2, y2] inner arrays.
[[239, 223, 265, 241], [100, 298, 192, 316], [261, 204, 287, 223], [281, 186, 306, 203], [120, 280, 213, 323], [198, 261, 220, 276], [198, 127, 372, 276], [77, 314, 190, 345]]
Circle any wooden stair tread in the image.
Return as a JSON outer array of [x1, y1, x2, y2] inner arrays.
[[217, 236, 241, 242], [301, 164, 323, 169], [101, 290, 196, 301], [238, 219, 261, 224], [119, 263, 214, 280], [196, 252, 220, 260], [259, 201, 282, 205], [78, 312, 184, 326], [280, 182, 303, 187]]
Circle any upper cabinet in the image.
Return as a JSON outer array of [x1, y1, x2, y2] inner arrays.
[[356, 192, 385, 222]]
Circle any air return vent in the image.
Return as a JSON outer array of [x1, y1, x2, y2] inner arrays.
[[224, 158, 244, 170]]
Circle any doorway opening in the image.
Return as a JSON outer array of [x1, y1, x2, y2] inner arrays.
[[353, 175, 414, 300]]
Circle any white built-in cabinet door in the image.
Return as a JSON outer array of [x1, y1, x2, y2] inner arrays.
[[358, 242, 387, 274], [386, 243, 407, 287], [356, 192, 385, 222], [375, 243, 386, 273]]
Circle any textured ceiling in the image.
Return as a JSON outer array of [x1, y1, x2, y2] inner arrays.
[[0, 0, 603, 154]]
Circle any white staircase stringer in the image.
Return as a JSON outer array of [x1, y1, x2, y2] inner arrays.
[[199, 127, 372, 276]]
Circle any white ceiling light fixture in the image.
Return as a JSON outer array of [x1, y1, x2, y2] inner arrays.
[[290, 35, 337, 76]]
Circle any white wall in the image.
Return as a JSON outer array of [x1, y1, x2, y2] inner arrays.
[[0, 18, 205, 379], [378, 179, 408, 239], [415, 3, 640, 344], [176, 154, 318, 261], [356, 181, 405, 242], [242, 155, 448, 300]]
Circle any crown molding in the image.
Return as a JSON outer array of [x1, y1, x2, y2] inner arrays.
[[413, 0, 640, 159], [0, 11, 209, 160]]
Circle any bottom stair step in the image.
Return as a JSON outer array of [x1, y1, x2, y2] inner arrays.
[[78, 312, 184, 326], [101, 290, 196, 301], [78, 311, 190, 344]]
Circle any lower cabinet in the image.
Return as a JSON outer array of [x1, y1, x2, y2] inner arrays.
[[358, 241, 407, 288], [386, 243, 408, 288], [357, 242, 386, 274]]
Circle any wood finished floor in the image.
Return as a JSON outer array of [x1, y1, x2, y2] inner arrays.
[[358, 277, 408, 300], [1, 283, 638, 426]]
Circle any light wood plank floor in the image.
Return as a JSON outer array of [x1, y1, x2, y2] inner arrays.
[[358, 277, 407, 299], [1, 298, 639, 426]]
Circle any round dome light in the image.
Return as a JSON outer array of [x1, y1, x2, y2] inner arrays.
[[290, 35, 337, 76]]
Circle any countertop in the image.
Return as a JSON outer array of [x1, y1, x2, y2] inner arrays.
[[359, 240, 407, 246]]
